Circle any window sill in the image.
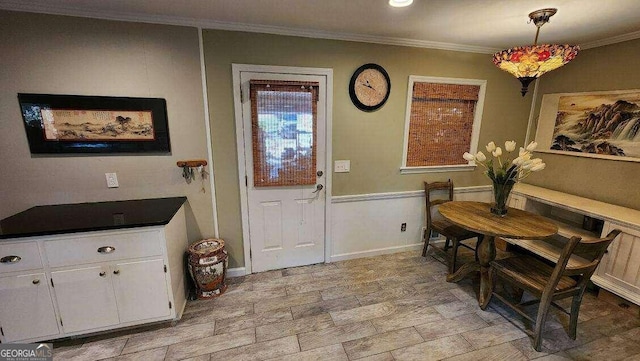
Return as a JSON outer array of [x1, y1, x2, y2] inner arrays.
[[400, 164, 476, 174]]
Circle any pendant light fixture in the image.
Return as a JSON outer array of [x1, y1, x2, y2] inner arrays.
[[493, 8, 579, 96]]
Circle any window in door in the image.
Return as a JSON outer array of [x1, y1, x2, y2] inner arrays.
[[400, 76, 486, 173], [249, 80, 319, 187]]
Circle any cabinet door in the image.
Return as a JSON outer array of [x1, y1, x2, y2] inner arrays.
[[112, 259, 170, 323], [593, 222, 640, 304], [508, 194, 527, 210], [52, 266, 119, 333], [0, 273, 59, 342]]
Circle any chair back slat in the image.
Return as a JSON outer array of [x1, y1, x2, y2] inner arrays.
[[565, 229, 621, 278], [544, 229, 622, 294], [424, 180, 454, 227]]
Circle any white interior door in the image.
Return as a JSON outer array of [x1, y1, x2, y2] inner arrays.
[[240, 71, 327, 273]]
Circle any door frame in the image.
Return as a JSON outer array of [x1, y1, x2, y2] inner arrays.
[[231, 64, 333, 275]]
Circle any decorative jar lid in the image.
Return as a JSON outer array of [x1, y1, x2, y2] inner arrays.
[[188, 238, 225, 256]]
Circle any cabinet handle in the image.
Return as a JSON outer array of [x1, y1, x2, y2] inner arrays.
[[99, 272, 106, 277], [0, 255, 21, 263], [32, 279, 40, 285], [113, 270, 120, 275], [97, 246, 116, 254]]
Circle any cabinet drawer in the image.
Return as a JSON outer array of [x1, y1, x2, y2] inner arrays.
[[45, 230, 163, 268], [0, 242, 42, 274]]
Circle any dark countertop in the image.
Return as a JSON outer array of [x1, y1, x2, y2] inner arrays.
[[0, 197, 187, 240]]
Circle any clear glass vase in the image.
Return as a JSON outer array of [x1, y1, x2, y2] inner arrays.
[[491, 181, 514, 216]]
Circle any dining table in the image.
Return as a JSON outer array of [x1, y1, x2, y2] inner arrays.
[[438, 201, 558, 308]]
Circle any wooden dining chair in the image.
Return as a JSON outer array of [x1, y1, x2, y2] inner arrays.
[[422, 180, 481, 274], [485, 229, 622, 351]]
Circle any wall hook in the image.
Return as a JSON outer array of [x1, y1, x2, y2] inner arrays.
[[177, 160, 208, 187]]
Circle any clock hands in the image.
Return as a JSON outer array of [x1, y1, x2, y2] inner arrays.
[[361, 80, 376, 91]]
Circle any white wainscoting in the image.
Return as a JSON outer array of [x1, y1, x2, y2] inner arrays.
[[330, 186, 492, 262]]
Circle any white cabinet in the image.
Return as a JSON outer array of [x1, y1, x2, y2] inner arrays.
[[511, 183, 640, 306], [0, 273, 59, 342], [508, 194, 527, 210], [112, 259, 171, 323], [593, 222, 640, 305], [52, 259, 171, 333], [0, 204, 188, 343], [52, 266, 119, 333]]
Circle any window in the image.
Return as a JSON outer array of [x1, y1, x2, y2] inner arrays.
[[249, 80, 319, 187], [400, 76, 486, 174]]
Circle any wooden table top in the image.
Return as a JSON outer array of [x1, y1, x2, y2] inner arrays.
[[438, 201, 558, 239]]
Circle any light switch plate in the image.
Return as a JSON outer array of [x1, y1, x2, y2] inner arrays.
[[334, 160, 350, 173], [105, 173, 119, 188]]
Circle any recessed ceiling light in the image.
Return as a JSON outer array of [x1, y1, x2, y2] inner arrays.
[[389, 0, 413, 7]]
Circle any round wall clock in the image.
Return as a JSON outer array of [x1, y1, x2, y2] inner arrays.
[[349, 63, 391, 112]]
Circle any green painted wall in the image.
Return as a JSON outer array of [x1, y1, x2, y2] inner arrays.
[[202, 30, 534, 268], [526, 38, 640, 210]]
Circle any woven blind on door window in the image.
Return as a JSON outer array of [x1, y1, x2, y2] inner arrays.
[[249, 80, 319, 187], [406, 82, 480, 167]]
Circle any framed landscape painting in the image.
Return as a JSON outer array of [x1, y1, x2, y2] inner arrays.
[[535, 89, 640, 162], [18, 93, 171, 154]]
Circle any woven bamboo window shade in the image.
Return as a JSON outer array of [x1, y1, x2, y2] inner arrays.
[[249, 80, 319, 187], [406, 82, 480, 167]]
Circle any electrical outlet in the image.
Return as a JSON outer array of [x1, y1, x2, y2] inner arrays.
[[401, 223, 407, 232], [334, 160, 350, 173], [105, 173, 119, 188]]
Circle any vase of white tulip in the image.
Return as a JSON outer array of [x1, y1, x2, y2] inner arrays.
[[464, 140, 545, 216]]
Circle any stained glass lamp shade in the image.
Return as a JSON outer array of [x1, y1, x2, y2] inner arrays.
[[493, 9, 579, 96]]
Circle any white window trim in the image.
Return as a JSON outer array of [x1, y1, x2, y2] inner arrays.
[[400, 75, 486, 174]]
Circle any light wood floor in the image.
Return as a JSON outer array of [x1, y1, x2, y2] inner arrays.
[[52, 249, 640, 360]]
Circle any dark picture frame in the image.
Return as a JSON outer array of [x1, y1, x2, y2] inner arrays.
[[18, 93, 171, 154]]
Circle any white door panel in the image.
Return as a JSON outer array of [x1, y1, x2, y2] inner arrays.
[[0, 273, 59, 342], [112, 259, 170, 323], [241, 71, 327, 272], [52, 266, 119, 333]]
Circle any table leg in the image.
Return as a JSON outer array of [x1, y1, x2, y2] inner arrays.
[[478, 234, 496, 309]]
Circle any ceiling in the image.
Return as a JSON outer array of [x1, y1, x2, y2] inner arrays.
[[2, 0, 640, 53]]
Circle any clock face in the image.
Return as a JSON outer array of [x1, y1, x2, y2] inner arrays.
[[349, 64, 391, 111]]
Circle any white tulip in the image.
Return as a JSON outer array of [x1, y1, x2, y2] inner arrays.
[[505, 141, 517, 152], [521, 160, 533, 170], [512, 156, 524, 166], [530, 163, 546, 171], [526, 141, 538, 152], [531, 158, 543, 165], [486, 141, 496, 152], [492, 147, 502, 157], [519, 147, 528, 157], [475, 151, 486, 162], [463, 152, 475, 161]]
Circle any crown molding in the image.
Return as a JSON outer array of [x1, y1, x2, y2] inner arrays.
[[579, 29, 640, 49], [2, 1, 639, 53], [0, 1, 498, 54]]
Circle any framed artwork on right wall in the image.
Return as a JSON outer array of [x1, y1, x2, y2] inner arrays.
[[535, 89, 640, 163]]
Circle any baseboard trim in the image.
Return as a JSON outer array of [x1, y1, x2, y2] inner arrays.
[[227, 267, 247, 278], [330, 243, 423, 262]]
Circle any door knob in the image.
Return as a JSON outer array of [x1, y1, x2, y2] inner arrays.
[[312, 184, 324, 193], [113, 270, 120, 275], [97, 246, 116, 254], [317, 170, 324, 177], [1, 255, 21, 263], [99, 272, 106, 277], [32, 279, 40, 285]]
